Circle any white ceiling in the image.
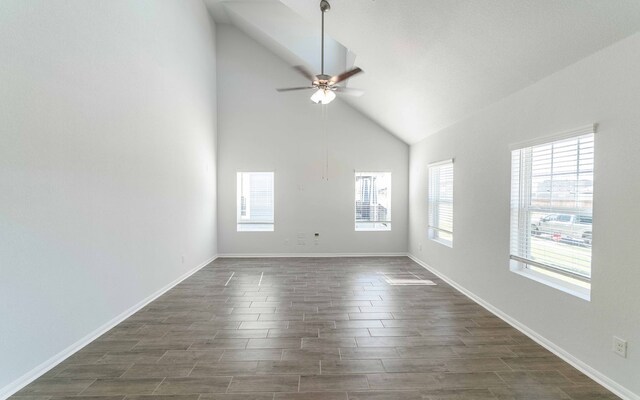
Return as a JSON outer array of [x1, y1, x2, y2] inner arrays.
[[205, 0, 640, 144]]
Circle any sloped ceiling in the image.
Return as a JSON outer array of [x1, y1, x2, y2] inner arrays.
[[205, 0, 640, 144]]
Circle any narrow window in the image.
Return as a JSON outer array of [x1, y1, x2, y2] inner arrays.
[[510, 129, 594, 299], [355, 172, 391, 231], [428, 160, 454, 247], [237, 172, 274, 232]]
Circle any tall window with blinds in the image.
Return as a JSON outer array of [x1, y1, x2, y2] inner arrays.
[[510, 130, 594, 296], [355, 172, 391, 231], [428, 160, 454, 246], [237, 172, 274, 232]]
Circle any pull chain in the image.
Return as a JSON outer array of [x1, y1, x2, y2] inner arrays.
[[325, 104, 329, 181], [321, 104, 329, 181]]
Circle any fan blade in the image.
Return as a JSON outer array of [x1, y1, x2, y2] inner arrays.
[[276, 87, 315, 92], [334, 87, 364, 97], [329, 67, 363, 84], [292, 65, 317, 82]]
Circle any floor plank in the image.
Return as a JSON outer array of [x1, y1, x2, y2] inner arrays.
[[11, 257, 620, 399]]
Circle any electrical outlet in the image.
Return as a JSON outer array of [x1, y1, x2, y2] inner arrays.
[[613, 336, 627, 358], [181, 255, 185, 264]]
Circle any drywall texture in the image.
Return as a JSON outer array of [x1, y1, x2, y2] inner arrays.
[[409, 33, 640, 397], [0, 0, 217, 393], [217, 25, 409, 255]]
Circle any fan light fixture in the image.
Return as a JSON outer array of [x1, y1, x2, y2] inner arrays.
[[275, 0, 364, 104], [310, 88, 336, 104]]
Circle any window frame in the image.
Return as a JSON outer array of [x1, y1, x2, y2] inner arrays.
[[428, 159, 454, 247], [236, 171, 275, 232], [354, 171, 392, 232], [509, 124, 596, 300]]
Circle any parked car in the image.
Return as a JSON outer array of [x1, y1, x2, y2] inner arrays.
[[531, 213, 592, 245]]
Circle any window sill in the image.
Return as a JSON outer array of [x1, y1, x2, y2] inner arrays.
[[237, 224, 274, 232], [510, 259, 590, 301], [430, 237, 453, 248], [355, 222, 391, 231], [428, 228, 453, 248]]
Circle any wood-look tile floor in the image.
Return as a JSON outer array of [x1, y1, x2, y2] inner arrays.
[[12, 257, 620, 400]]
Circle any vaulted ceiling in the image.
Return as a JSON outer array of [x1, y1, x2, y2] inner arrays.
[[205, 0, 640, 144]]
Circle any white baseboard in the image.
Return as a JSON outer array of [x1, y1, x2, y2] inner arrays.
[[407, 254, 638, 400], [218, 252, 408, 258], [0, 254, 218, 400]]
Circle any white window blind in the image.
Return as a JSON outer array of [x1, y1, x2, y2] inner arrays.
[[428, 160, 454, 246], [355, 172, 391, 231], [510, 133, 594, 284], [237, 172, 274, 232]]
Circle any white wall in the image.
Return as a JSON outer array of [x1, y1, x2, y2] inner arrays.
[[409, 33, 640, 398], [0, 0, 217, 394], [217, 25, 409, 255]]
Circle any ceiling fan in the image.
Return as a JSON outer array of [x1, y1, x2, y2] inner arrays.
[[276, 0, 364, 105]]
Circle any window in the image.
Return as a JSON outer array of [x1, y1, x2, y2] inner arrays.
[[237, 172, 274, 232], [428, 160, 454, 246], [355, 172, 391, 231], [510, 127, 594, 299]]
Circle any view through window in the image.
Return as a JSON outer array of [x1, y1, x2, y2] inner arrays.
[[237, 172, 274, 232], [355, 172, 391, 231], [428, 160, 454, 246], [510, 132, 594, 288]]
